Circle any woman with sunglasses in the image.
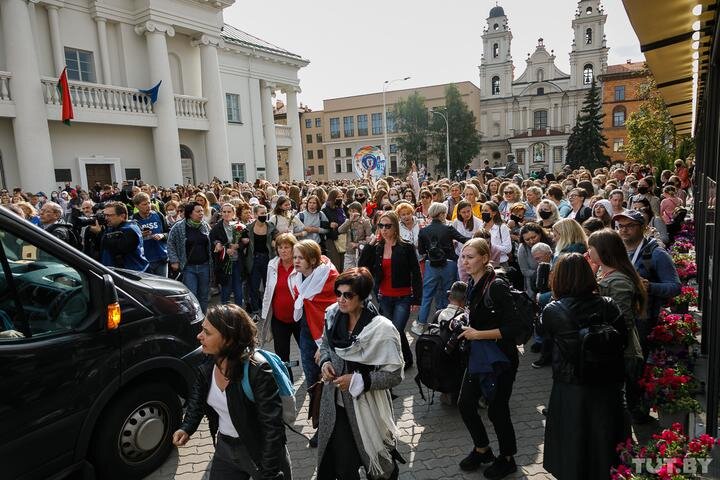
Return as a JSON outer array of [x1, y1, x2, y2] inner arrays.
[[173, 304, 292, 480], [317, 267, 404, 480], [415, 188, 433, 228], [358, 211, 422, 368]]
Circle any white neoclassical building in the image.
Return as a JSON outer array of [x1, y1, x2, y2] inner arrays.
[[0, 0, 308, 193], [478, 1, 608, 174]]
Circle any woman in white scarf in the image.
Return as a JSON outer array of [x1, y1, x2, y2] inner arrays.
[[316, 267, 404, 480]]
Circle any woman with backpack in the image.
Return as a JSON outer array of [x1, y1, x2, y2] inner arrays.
[[455, 238, 524, 480], [540, 253, 629, 480], [173, 304, 292, 480], [317, 267, 404, 480]]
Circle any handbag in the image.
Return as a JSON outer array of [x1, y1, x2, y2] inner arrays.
[[307, 381, 323, 429], [334, 233, 348, 254]]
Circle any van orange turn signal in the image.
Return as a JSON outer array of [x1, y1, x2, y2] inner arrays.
[[107, 302, 122, 330]]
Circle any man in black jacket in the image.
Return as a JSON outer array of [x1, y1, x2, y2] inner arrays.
[[412, 202, 470, 335]]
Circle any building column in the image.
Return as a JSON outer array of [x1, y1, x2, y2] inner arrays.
[[135, 21, 183, 186], [46, 5, 64, 76], [285, 86, 304, 181], [248, 77, 264, 182], [95, 17, 112, 84], [1, 0, 55, 192], [260, 81, 279, 182], [193, 35, 231, 182]]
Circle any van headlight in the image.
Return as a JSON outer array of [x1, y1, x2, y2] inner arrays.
[[172, 294, 204, 324]]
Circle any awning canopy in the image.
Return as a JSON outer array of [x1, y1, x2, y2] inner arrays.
[[622, 0, 716, 136]]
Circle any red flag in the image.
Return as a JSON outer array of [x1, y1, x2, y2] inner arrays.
[[57, 68, 74, 125]]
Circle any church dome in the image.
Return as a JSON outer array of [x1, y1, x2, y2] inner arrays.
[[489, 5, 505, 18]]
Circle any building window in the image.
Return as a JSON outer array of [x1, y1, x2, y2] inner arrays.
[[54, 169, 72, 182], [491, 76, 500, 95], [307, 150, 314, 160], [532, 143, 546, 163], [315, 118, 321, 128], [345, 147, 352, 157], [533, 110, 548, 130], [613, 106, 626, 127], [586, 6, 592, 14], [585, 28, 593, 45], [334, 148, 341, 157], [357, 114, 368, 136], [64, 47, 96, 83], [346, 158, 353, 172], [335, 159, 342, 173], [316, 133, 323, 142], [308, 166, 315, 175], [330, 118, 340, 139], [493, 43, 499, 58], [317, 149, 323, 159], [305, 119, 312, 128], [231, 163, 246, 182], [318, 165, 325, 175], [306, 134, 313, 144], [390, 156, 398, 174], [537, 87, 545, 95], [613, 138, 625, 151], [343, 116, 355, 137], [492, 151, 501, 160], [125, 168, 141, 180], [537, 69, 544, 82], [615, 85, 625, 101], [371, 113, 383, 135], [583, 64, 594, 85], [515, 149, 525, 164], [225, 93, 242, 123], [386, 111, 397, 133], [553, 146, 563, 164], [389, 144, 398, 154]]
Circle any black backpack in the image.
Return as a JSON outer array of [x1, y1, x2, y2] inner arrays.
[[479, 271, 538, 346], [414, 310, 466, 398], [427, 235, 446, 267], [46, 223, 82, 250]]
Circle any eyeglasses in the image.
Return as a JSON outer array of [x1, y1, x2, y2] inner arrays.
[[377, 223, 393, 229], [334, 290, 357, 300], [616, 223, 640, 231], [504, 191, 514, 195]]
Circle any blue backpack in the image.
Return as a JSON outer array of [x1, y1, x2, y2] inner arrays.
[[242, 350, 297, 425]]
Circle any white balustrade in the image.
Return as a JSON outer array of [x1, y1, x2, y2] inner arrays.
[[0, 72, 11, 101], [40, 77, 154, 114], [275, 124, 292, 139], [174, 94, 208, 119]]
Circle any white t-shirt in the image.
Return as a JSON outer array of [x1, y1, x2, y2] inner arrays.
[[206, 366, 240, 438]]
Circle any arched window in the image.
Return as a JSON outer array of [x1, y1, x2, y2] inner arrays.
[[613, 106, 627, 127], [537, 68, 544, 82], [493, 43, 499, 58], [493, 23, 499, 31], [537, 87, 545, 95], [586, 6, 593, 15], [583, 64, 594, 85], [585, 28, 593, 45], [491, 76, 500, 95]]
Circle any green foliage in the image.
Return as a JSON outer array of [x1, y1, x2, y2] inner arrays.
[[428, 84, 482, 178], [393, 92, 429, 171], [564, 80, 610, 170]]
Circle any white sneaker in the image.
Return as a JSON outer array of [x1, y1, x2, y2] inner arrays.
[[410, 322, 427, 336]]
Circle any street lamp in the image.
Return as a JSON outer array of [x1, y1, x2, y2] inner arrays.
[[382, 76, 410, 176], [431, 109, 450, 181]]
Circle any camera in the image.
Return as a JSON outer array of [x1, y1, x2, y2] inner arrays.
[[444, 313, 469, 355], [75, 203, 107, 227]]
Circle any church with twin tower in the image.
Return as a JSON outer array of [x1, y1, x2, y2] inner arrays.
[[478, 1, 609, 174]]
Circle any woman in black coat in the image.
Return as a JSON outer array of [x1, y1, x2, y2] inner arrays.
[[540, 253, 629, 480], [173, 305, 291, 480], [209, 203, 244, 305], [567, 188, 592, 224]]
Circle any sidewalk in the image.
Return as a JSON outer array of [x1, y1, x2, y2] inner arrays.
[[147, 322, 556, 480]]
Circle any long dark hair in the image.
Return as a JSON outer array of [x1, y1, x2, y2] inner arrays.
[[456, 200, 474, 231], [519, 222, 553, 248], [588, 228, 647, 316], [551, 253, 597, 299], [205, 304, 258, 380]]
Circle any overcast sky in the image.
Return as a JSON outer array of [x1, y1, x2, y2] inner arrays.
[[223, 0, 643, 110]]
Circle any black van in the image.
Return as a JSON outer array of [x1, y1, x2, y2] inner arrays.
[[0, 208, 202, 479]]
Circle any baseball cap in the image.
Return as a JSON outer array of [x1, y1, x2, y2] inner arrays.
[[612, 210, 645, 225], [447, 281, 468, 300]]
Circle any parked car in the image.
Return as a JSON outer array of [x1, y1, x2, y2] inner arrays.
[[0, 207, 203, 480]]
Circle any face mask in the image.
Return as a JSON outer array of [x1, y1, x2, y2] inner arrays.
[[539, 210, 552, 220], [481, 212, 492, 223], [389, 195, 399, 202], [278, 191, 287, 196], [511, 214, 523, 223], [257, 215, 267, 223], [356, 196, 365, 202], [166, 210, 176, 216], [638, 186, 649, 195]]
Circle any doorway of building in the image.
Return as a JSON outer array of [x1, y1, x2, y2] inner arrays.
[[180, 145, 195, 184], [85, 164, 112, 186]]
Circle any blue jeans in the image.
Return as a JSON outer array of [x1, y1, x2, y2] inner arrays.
[[220, 261, 244, 306], [182, 263, 210, 313], [249, 253, 270, 312], [379, 294, 413, 364], [146, 259, 168, 277], [298, 315, 320, 389], [418, 260, 458, 325]]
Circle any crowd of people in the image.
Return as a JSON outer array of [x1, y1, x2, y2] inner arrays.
[[0, 155, 694, 479]]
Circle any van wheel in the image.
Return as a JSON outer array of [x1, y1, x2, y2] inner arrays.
[[90, 383, 182, 480]]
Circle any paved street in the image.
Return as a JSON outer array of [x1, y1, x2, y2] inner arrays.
[[147, 313, 556, 480]]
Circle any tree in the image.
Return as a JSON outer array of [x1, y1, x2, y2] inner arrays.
[[429, 84, 482, 177], [565, 79, 610, 170], [393, 92, 429, 171]]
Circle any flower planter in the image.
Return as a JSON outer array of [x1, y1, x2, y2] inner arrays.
[[657, 410, 689, 431], [670, 303, 690, 314]]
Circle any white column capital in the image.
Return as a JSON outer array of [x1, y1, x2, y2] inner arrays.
[[281, 85, 301, 95], [261, 81, 277, 91], [135, 21, 175, 37], [93, 16, 107, 24], [191, 34, 221, 48]]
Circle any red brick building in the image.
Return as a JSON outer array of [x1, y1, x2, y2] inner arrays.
[[598, 61, 650, 163]]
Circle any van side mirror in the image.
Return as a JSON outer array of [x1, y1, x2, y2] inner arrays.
[[103, 274, 121, 330]]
